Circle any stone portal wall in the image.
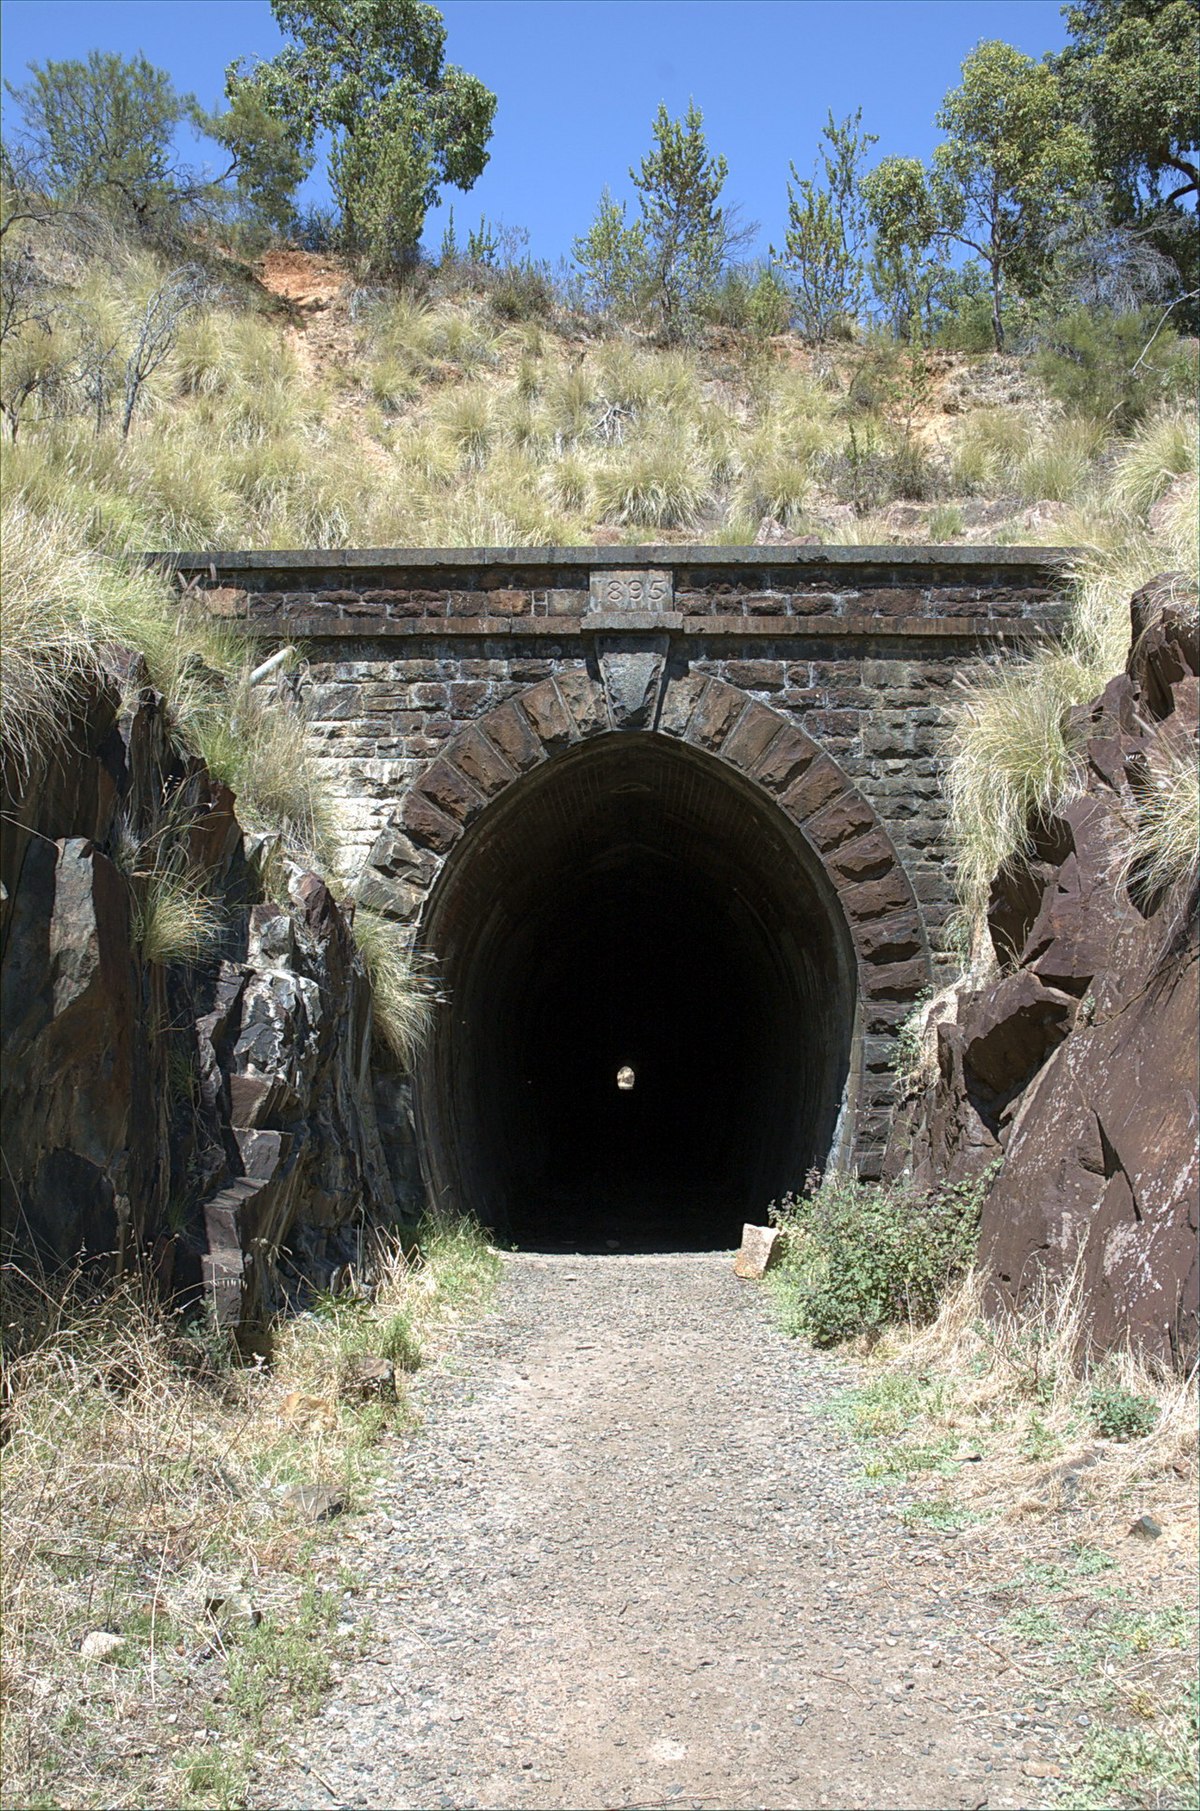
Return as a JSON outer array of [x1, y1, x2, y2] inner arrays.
[[179, 545, 1071, 983]]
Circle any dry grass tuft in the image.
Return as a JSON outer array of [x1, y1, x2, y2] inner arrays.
[[0, 500, 165, 777], [351, 907, 435, 1064], [946, 407, 1200, 932], [857, 1261, 1198, 1518], [1124, 727, 1200, 906], [0, 1221, 499, 1809], [133, 866, 224, 967], [944, 650, 1097, 923]]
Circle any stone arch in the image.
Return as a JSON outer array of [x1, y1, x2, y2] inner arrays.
[[362, 667, 930, 1237]]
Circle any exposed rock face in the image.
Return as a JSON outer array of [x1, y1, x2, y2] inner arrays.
[[1, 663, 396, 1334], [886, 587, 1199, 1365]]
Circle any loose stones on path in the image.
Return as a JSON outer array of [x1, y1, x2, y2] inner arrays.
[[256, 1254, 1071, 1811]]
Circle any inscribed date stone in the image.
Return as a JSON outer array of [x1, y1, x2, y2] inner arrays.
[[588, 569, 674, 612]]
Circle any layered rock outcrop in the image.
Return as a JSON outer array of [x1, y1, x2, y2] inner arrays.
[[887, 586, 1199, 1365], [1, 660, 397, 1336]]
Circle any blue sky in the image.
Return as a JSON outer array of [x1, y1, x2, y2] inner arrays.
[[1, 1, 1071, 263]]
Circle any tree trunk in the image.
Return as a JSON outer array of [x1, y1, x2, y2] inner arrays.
[[990, 259, 1004, 354]]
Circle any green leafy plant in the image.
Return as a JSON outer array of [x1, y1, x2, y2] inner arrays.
[[1089, 1382, 1160, 1441], [767, 1168, 990, 1347]]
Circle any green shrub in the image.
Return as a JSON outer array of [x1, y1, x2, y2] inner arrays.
[[767, 1169, 989, 1347], [377, 1308, 422, 1372], [1033, 307, 1194, 432], [1089, 1383, 1159, 1442], [486, 262, 557, 322]]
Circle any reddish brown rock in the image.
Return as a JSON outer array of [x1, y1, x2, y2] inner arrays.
[[886, 589, 1199, 1364]]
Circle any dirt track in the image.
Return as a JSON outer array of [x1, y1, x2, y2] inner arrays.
[[259, 1254, 1069, 1810]]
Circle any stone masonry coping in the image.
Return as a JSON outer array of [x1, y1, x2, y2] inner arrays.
[[155, 543, 1076, 580]]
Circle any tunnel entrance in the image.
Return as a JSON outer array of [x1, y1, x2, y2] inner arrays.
[[415, 732, 860, 1250]]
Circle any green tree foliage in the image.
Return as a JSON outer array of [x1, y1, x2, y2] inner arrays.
[[230, 0, 496, 273], [931, 41, 1091, 350], [575, 102, 736, 339], [6, 51, 188, 232], [861, 154, 949, 339], [5, 50, 304, 239], [631, 100, 734, 340], [573, 188, 647, 319], [774, 110, 876, 342], [1057, 0, 1200, 309]]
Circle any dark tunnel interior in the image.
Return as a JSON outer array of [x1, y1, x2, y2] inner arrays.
[[416, 733, 860, 1250]]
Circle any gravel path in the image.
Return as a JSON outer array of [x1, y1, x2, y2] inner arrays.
[[260, 1253, 1068, 1810]]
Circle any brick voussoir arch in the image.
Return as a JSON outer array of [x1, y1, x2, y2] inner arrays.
[[390, 670, 931, 1018]]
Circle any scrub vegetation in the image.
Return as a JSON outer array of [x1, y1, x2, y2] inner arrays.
[[0, 1217, 500, 1811], [819, 1266, 1200, 1811]]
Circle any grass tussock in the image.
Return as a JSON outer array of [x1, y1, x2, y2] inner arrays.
[[1125, 729, 1200, 907], [0, 1217, 500, 1810], [350, 907, 434, 1064], [132, 866, 224, 967], [0, 499, 337, 871], [946, 408, 1199, 932]]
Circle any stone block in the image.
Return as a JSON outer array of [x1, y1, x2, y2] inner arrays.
[[600, 649, 666, 728], [853, 913, 924, 966], [687, 681, 747, 753], [356, 873, 422, 922], [481, 700, 546, 774], [557, 668, 608, 739], [804, 790, 876, 853], [658, 671, 709, 737], [781, 755, 847, 824], [752, 727, 817, 795], [829, 830, 898, 884], [519, 679, 573, 749], [723, 659, 786, 691], [449, 682, 490, 717], [720, 701, 782, 774], [418, 759, 485, 827], [450, 726, 514, 798], [399, 790, 461, 854], [862, 956, 930, 1001], [842, 867, 916, 921], [733, 1224, 783, 1279]]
